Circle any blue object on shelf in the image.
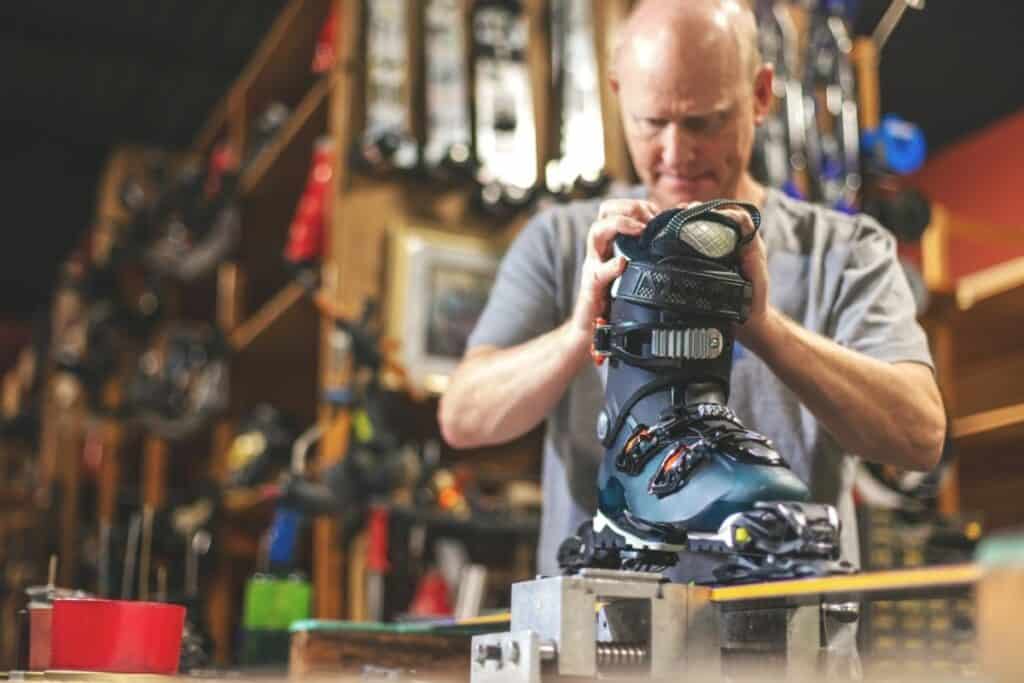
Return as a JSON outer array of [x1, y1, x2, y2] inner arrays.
[[267, 507, 302, 568], [833, 198, 857, 215], [862, 114, 928, 175], [782, 179, 805, 200], [323, 386, 356, 407]]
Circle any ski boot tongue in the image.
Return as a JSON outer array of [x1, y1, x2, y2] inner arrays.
[[616, 199, 761, 263]]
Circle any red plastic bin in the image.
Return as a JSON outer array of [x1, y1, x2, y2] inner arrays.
[[51, 599, 185, 675]]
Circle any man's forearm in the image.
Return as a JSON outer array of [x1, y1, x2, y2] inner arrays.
[[745, 308, 946, 470], [439, 322, 590, 449]]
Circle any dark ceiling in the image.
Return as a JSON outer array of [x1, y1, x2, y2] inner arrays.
[[0, 0, 1021, 321]]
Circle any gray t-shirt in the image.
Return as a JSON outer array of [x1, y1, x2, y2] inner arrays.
[[467, 187, 933, 579]]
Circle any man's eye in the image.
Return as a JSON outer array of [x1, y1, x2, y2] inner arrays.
[[634, 117, 667, 135], [684, 111, 730, 134]]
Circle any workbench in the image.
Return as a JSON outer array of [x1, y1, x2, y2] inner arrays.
[[288, 562, 1023, 682]]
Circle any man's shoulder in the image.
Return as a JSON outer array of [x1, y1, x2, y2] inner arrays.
[[521, 185, 645, 250], [530, 196, 603, 232], [532, 184, 645, 227], [766, 188, 893, 252]]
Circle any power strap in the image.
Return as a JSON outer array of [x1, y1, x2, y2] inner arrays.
[[613, 260, 752, 321]]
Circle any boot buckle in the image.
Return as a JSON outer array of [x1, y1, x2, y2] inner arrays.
[[591, 317, 611, 366]]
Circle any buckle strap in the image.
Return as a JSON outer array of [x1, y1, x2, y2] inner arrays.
[[609, 401, 781, 472], [593, 321, 727, 366], [614, 261, 752, 322]]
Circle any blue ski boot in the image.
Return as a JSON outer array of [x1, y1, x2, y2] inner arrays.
[[557, 200, 854, 583]]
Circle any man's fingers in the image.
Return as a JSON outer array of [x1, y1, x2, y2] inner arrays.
[[715, 208, 757, 238], [591, 255, 627, 289], [586, 215, 646, 259], [597, 199, 658, 223]]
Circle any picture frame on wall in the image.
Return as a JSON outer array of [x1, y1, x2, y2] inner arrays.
[[386, 223, 501, 394]]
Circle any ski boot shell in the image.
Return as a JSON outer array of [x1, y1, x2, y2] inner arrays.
[[560, 200, 852, 582]]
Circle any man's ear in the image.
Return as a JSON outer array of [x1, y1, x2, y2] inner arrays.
[[752, 64, 774, 125]]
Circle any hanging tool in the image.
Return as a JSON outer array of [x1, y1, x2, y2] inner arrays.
[[872, 0, 925, 53], [423, 0, 476, 182]]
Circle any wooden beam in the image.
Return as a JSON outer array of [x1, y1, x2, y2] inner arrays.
[[527, 0, 553, 188], [597, 0, 635, 183], [953, 402, 1024, 450], [240, 75, 332, 196], [217, 261, 246, 333], [956, 256, 1024, 311], [229, 281, 311, 351], [851, 37, 881, 132], [921, 203, 954, 293]]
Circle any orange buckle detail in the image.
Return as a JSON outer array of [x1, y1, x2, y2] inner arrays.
[[591, 317, 608, 367]]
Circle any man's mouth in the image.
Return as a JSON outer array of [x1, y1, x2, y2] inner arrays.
[[664, 169, 714, 180], [659, 171, 716, 191]]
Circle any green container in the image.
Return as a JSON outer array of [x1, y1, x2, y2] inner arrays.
[[242, 574, 312, 630]]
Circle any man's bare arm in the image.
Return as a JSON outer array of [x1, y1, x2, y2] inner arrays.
[[439, 322, 590, 449], [439, 198, 659, 450], [747, 307, 946, 471]]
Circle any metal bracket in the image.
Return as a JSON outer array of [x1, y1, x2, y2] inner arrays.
[[471, 569, 719, 681]]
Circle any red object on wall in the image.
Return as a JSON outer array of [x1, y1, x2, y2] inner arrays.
[[285, 138, 335, 267], [312, 4, 339, 73], [910, 109, 1024, 280], [50, 599, 185, 675]]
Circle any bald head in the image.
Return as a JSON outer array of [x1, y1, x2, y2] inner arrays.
[[613, 0, 762, 83], [607, 0, 773, 207]]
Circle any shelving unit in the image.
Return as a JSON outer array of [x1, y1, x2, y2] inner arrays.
[[17, 0, 340, 665], [241, 76, 333, 197], [919, 213, 1024, 521]]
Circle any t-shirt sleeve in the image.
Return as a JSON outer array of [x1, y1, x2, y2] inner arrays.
[[828, 215, 934, 369], [466, 208, 564, 350]]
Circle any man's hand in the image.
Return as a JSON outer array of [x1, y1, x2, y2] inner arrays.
[[569, 199, 659, 350], [702, 205, 770, 348]]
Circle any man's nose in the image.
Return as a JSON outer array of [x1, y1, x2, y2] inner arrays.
[[659, 122, 694, 167]]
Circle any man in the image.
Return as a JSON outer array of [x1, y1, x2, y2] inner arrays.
[[439, 0, 945, 580]]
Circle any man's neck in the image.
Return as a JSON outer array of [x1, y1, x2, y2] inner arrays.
[[733, 173, 766, 207]]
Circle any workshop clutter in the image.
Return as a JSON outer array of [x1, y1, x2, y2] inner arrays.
[[4, 0, 1018, 678]]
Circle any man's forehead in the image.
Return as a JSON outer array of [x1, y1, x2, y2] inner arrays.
[[625, 88, 742, 119], [621, 23, 743, 75], [616, 0, 756, 81], [619, 40, 747, 112]]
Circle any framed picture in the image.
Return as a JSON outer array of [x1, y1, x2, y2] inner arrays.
[[386, 223, 501, 394]]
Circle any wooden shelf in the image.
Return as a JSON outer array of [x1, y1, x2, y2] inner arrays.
[[229, 282, 320, 424], [238, 0, 335, 118], [956, 256, 1024, 311], [240, 75, 332, 196], [230, 281, 313, 352], [190, 93, 232, 158], [953, 402, 1024, 451]]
